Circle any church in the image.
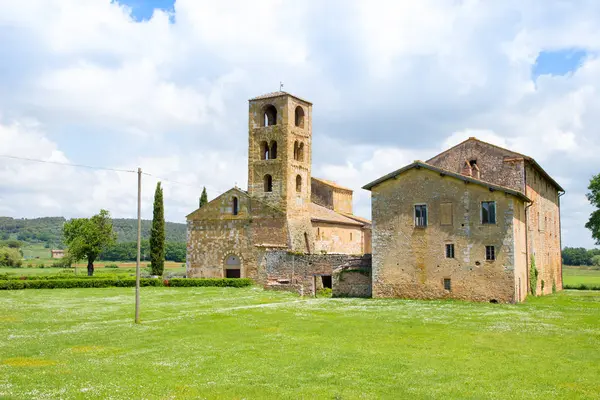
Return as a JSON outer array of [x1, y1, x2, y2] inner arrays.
[[186, 91, 371, 280]]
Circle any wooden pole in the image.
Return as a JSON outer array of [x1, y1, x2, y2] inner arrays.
[[135, 167, 142, 324]]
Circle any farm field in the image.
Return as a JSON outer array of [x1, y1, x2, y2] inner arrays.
[[563, 266, 600, 289], [1, 288, 599, 399]]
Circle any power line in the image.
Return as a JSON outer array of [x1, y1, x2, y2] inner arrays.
[[0, 154, 137, 174]]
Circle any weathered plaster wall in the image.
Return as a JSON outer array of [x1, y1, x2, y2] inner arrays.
[[525, 164, 563, 294], [371, 168, 521, 303], [513, 200, 528, 302], [332, 256, 372, 298], [311, 179, 353, 214], [313, 222, 363, 255], [427, 139, 526, 192]]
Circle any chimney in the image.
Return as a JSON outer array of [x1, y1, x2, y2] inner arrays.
[[461, 160, 472, 177]]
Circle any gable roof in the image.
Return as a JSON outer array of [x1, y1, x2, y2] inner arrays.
[[428, 137, 564, 192], [311, 177, 353, 192], [362, 161, 532, 203], [186, 187, 249, 219], [310, 203, 365, 226], [248, 91, 312, 105]]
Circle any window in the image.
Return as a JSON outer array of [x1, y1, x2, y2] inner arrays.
[[415, 204, 427, 227], [260, 141, 269, 160], [295, 106, 305, 128], [264, 174, 273, 192], [270, 141, 277, 159], [440, 202, 453, 226], [296, 174, 302, 192], [481, 201, 496, 224], [232, 196, 239, 216], [469, 159, 477, 167], [443, 278, 452, 291], [263, 105, 277, 126], [350, 232, 353, 241], [445, 244, 455, 258], [485, 246, 495, 261], [298, 142, 304, 161]]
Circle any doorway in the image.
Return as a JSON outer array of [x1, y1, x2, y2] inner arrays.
[[224, 254, 241, 278]]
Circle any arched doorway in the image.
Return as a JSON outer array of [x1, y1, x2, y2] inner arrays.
[[224, 254, 241, 278]]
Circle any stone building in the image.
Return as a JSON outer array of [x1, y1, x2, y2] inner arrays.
[[363, 138, 563, 303], [186, 92, 371, 282]]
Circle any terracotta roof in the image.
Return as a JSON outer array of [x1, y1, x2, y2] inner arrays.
[[311, 177, 353, 192], [248, 91, 312, 105], [340, 213, 372, 227], [427, 137, 564, 192], [362, 160, 532, 203], [310, 203, 364, 226]]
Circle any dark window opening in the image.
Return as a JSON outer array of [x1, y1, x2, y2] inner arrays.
[[482, 201, 496, 224], [415, 204, 427, 227], [443, 278, 452, 291], [469, 159, 477, 167], [264, 174, 273, 192], [270, 141, 278, 159], [263, 105, 277, 126], [486, 245, 496, 261], [489, 299, 498, 304], [445, 244, 455, 258], [232, 196, 239, 215], [321, 275, 332, 289], [304, 232, 311, 254], [260, 141, 269, 160], [296, 174, 302, 192], [295, 106, 305, 128]]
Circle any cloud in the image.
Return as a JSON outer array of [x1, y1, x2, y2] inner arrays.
[[0, 0, 600, 247]]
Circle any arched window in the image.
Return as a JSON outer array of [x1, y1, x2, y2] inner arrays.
[[264, 174, 273, 192], [232, 196, 239, 215], [295, 106, 305, 128], [263, 105, 277, 127], [260, 141, 269, 160], [270, 141, 278, 159], [298, 142, 304, 162], [296, 174, 302, 192], [293, 141, 299, 161]]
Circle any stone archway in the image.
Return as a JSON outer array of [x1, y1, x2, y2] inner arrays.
[[224, 254, 241, 278]]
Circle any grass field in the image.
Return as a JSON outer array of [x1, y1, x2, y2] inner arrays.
[[1, 288, 599, 399], [563, 266, 600, 289], [2, 261, 186, 277]]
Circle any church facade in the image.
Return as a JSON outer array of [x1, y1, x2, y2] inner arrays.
[[186, 92, 371, 281]]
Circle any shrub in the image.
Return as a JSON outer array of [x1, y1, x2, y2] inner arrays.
[[168, 278, 253, 288], [529, 255, 538, 296], [316, 287, 332, 297], [0, 247, 23, 268], [552, 279, 557, 294], [564, 283, 600, 291], [104, 264, 119, 269]]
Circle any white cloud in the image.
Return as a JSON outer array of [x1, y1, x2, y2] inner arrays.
[[0, 0, 600, 247]]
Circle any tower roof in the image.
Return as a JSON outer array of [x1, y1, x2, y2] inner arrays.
[[248, 91, 312, 105]]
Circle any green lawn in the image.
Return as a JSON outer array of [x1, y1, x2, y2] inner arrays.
[[564, 266, 600, 289], [1, 288, 599, 399]]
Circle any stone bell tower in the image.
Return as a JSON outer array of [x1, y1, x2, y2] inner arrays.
[[247, 91, 315, 251]]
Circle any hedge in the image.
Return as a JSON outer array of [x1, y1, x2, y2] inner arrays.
[[168, 278, 253, 288], [0, 274, 133, 281], [564, 283, 600, 291], [0, 278, 253, 290]]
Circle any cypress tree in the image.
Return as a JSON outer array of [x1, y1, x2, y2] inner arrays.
[[150, 182, 165, 276], [199, 187, 208, 208]]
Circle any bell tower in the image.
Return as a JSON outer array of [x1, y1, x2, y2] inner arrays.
[[247, 91, 312, 216]]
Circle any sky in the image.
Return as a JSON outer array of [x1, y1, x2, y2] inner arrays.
[[0, 0, 599, 248]]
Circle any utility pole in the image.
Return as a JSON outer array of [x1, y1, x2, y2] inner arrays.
[[135, 167, 142, 324]]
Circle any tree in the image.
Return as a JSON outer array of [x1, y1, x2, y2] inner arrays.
[[586, 173, 600, 245], [150, 182, 165, 276], [592, 255, 600, 268], [63, 210, 116, 276], [199, 187, 208, 208], [0, 247, 22, 267]]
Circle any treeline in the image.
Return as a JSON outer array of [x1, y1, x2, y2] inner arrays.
[[562, 247, 600, 266], [100, 241, 186, 263], [0, 217, 186, 247]]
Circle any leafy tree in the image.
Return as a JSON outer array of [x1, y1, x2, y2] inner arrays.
[[586, 173, 600, 245], [562, 247, 592, 266], [63, 210, 116, 276], [199, 187, 208, 208], [150, 182, 165, 276]]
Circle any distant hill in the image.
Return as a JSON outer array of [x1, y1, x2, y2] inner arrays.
[[0, 216, 187, 247]]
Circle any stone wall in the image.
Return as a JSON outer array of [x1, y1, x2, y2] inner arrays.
[[312, 222, 364, 255], [427, 138, 526, 192], [370, 167, 522, 303], [332, 256, 372, 298], [525, 163, 563, 295], [260, 251, 361, 294]]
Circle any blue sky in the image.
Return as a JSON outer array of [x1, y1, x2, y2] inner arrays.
[[1, 0, 599, 249]]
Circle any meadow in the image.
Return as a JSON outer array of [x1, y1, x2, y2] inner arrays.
[[563, 266, 600, 289], [1, 287, 599, 399]]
